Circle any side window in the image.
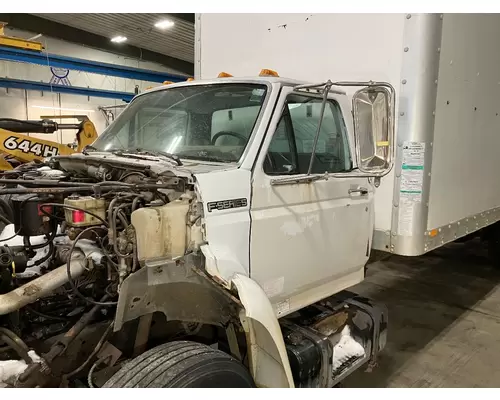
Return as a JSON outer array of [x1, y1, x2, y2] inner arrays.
[[264, 94, 352, 175]]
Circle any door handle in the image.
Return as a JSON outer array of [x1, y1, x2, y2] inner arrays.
[[348, 187, 369, 196]]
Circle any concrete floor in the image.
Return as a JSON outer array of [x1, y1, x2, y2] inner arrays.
[[344, 239, 500, 388]]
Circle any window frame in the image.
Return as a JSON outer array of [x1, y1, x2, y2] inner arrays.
[[262, 92, 353, 177]]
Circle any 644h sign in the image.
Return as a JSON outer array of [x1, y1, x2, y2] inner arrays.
[[50, 67, 71, 86]]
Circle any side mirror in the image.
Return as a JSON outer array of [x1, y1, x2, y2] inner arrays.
[[352, 85, 394, 176]]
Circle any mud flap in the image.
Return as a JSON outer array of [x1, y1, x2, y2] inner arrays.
[[231, 274, 294, 388]]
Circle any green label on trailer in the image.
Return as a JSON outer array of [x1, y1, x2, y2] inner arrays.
[[402, 165, 424, 170]]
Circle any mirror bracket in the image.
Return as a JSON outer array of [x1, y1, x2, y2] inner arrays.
[[369, 176, 381, 188]]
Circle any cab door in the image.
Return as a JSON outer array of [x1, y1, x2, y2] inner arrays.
[[249, 87, 374, 316]]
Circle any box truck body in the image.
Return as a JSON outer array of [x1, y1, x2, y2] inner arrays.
[[196, 13, 500, 256]]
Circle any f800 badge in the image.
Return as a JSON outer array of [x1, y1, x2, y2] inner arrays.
[[3, 136, 59, 157]]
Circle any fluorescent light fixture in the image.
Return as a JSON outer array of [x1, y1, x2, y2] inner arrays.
[[154, 20, 175, 30], [111, 35, 127, 43], [31, 105, 94, 113]]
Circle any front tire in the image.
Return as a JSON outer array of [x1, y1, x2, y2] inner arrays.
[[103, 341, 255, 388]]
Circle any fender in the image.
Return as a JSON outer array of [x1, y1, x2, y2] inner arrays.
[[231, 274, 294, 388]]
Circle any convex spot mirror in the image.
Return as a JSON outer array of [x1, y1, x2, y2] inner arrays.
[[352, 85, 394, 176]]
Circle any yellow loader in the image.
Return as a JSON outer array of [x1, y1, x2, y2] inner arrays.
[[0, 115, 97, 170]]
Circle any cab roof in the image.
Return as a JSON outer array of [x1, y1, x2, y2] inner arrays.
[[143, 75, 309, 95]]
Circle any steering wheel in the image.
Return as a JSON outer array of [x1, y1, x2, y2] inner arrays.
[[211, 131, 247, 146]]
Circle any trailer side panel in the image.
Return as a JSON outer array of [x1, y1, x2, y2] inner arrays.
[[426, 14, 500, 250]]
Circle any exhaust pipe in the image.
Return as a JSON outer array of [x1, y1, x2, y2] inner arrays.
[[0, 256, 87, 316]]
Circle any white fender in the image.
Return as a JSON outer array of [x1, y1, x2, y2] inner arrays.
[[231, 274, 294, 388]]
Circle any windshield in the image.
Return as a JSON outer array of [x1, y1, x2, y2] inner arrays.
[[92, 83, 268, 163]]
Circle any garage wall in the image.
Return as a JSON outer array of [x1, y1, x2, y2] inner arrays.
[[0, 27, 183, 144]]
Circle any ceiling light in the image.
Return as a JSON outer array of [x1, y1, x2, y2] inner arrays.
[[154, 20, 175, 30], [111, 36, 127, 43]]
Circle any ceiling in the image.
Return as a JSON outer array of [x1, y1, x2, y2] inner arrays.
[[35, 13, 194, 64]]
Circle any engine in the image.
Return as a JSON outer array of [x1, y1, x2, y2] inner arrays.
[[0, 152, 203, 387]]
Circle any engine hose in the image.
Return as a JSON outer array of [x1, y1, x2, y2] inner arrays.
[[111, 204, 133, 259], [87, 360, 100, 388], [0, 327, 31, 364], [131, 196, 144, 212], [24, 228, 58, 251], [67, 228, 117, 307], [25, 306, 68, 322], [0, 179, 133, 187], [116, 210, 129, 229], [32, 242, 55, 267], [0, 214, 12, 226], [0, 327, 29, 352], [0, 183, 172, 195]]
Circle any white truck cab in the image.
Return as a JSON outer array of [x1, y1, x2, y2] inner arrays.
[[90, 72, 394, 388], [186, 74, 394, 316]]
